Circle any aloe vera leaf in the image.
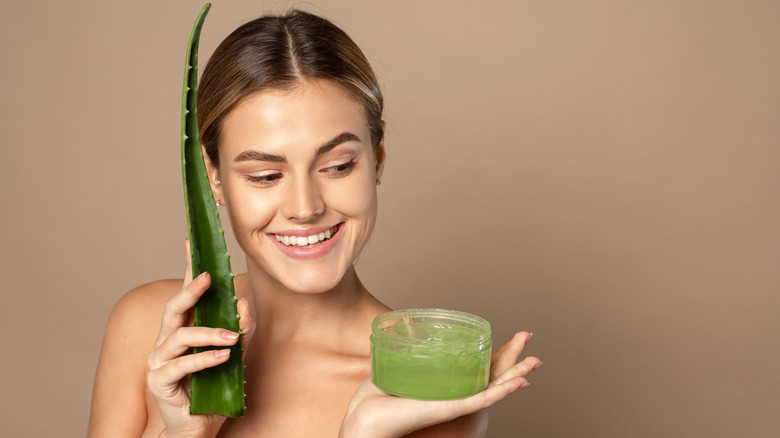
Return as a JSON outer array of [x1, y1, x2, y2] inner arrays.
[[181, 2, 246, 418]]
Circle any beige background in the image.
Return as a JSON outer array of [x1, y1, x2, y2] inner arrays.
[[1, 0, 778, 436]]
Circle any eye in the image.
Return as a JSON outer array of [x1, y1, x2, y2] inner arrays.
[[323, 159, 357, 177], [245, 172, 283, 186]]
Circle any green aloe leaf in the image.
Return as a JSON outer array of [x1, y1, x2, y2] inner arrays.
[[181, 2, 246, 418]]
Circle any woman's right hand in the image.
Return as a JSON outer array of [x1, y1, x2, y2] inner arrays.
[[145, 240, 254, 438]]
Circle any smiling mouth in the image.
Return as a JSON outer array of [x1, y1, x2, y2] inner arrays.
[[273, 225, 340, 248]]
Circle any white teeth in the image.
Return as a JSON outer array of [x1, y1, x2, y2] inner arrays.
[[274, 226, 338, 248]]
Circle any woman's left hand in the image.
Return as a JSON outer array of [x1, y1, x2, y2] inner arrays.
[[339, 331, 541, 438]]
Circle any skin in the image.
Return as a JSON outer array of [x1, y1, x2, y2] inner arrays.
[[88, 79, 541, 438]]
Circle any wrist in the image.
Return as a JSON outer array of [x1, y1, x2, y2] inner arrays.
[[157, 429, 214, 438], [340, 415, 397, 438]]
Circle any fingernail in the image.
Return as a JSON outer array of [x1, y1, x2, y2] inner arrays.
[[525, 332, 533, 346], [533, 361, 543, 371], [215, 349, 230, 359], [221, 330, 239, 341], [519, 381, 530, 389], [198, 272, 210, 283]]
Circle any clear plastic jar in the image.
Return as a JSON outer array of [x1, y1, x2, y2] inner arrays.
[[370, 308, 492, 400]]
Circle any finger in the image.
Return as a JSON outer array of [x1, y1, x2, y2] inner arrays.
[[237, 298, 255, 352], [401, 376, 531, 430], [183, 238, 193, 288], [156, 272, 211, 347], [148, 326, 239, 371], [477, 375, 530, 406], [490, 331, 532, 381], [427, 375, 529, 424], [491, 331, 529, 363], [492, 356, 542, 385], [147, 348, 231, 400]]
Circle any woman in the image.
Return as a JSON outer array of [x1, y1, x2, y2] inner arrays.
[[88, 9, 540, 438]]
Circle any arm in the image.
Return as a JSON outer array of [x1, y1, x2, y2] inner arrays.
[[89, 241, 255, 438], [402, 411, 488, 438], [145, 242, 255, 438], [340, 332, 541, 438], [88, 280, 179, 437]]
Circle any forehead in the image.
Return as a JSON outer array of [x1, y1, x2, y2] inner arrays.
[[219, 79, 370, 156]]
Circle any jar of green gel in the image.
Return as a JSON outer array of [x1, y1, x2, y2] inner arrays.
[[370, 308, 492, 400]]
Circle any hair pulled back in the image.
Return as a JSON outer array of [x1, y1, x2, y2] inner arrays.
[[198, 10, 384, 167]]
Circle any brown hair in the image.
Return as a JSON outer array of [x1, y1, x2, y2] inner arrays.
[[198, 9, 384, 167]]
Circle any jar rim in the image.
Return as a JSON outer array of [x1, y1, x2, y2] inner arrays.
[[371, 308, 492, 347]]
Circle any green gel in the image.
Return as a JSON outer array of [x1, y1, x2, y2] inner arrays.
[[370, 309, 492, 400]]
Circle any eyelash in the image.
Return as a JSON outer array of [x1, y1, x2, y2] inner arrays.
[[324, 159, 357, 176], [245, 173, 283, 186], [244, 160, 357, 186]]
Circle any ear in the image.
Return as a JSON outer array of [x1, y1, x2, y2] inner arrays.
[[202, 145, 224, 204], [375, 121, 387, 182]]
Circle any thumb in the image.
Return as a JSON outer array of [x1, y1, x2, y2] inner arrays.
[[237, 298, 255, 355]]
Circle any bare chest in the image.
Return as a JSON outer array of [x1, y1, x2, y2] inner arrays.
[[216, 343, 371, 438]]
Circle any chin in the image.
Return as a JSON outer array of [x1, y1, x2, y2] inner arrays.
[[281, 280, 341, 295], [276, 266, 348, 295]]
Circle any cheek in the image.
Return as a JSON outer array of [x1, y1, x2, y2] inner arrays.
[[224, 185, 277, 238], [327, 174, 378, 225]]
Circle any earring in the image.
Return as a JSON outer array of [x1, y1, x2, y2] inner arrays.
[[215, 180, 221, 185], [216, 200, 222, 206], [376, 179, 382, 186]]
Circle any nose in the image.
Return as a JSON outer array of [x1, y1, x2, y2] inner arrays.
[[282, 176, 325, 223]]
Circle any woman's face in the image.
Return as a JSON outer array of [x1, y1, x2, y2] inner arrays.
[[207, 79, 385, 294]]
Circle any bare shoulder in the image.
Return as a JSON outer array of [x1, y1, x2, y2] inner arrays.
[[99, 278, 180, 349], [111, 279, 181, 322], [105, 280, 182, 346], [116, 278, 183, 310]]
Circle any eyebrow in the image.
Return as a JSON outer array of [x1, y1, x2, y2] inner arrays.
[[233, 131, 362, 163]]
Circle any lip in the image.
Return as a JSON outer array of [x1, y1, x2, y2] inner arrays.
[[270, 223, 340, 237], [268, 222, 343, 259]]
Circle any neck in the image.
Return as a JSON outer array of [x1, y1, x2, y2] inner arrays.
[[240, 260, 370, 345]]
